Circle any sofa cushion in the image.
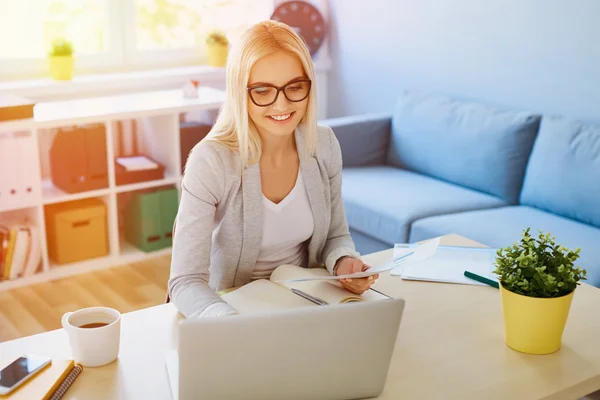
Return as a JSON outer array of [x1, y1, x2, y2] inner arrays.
[[341, 166, 507, 245], [520, 116, 600, 228], [386, 90, 541, 204], [409, 206, 600, 287], [322, 114, 391, 168]]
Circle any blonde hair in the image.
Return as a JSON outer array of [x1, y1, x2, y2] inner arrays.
[[205, 20, 318, 170]]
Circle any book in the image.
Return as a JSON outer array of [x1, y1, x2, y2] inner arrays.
[[0, 225, 8, 279], [21, 225, 42, 277], [2, 229, 16, 281], [8, 226, 30, 280], [221, 264, 391, 315], [0, 222, 42, 281], [1, 359, 83, 400]]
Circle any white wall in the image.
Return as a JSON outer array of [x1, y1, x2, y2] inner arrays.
[[326, 0, 600, 122]]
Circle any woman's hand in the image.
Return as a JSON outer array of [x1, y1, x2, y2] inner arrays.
[[335, 257, 379, 295]]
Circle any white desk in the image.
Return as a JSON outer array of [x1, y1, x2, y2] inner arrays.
[[2, 234, 600, 399]]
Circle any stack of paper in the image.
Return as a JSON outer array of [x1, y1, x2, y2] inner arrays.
[[115, 156, 159, 171], [391, 242, 499, 286]]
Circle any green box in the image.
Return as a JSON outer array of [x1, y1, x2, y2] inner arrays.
[[124, 187, 179, 252]]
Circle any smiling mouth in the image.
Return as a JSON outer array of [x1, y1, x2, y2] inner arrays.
[[267, 112, 294, 122]]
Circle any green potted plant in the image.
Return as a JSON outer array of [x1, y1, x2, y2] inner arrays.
[[48, 38, 74, 80], [493, 228, 587, 354], [205, 30, 229, 67]]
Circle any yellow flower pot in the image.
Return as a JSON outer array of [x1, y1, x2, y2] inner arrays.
[[206, 44, 228, 67], [500, 284, 575, 354], [49, 55, 74, 80]]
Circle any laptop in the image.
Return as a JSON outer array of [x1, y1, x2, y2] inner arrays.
[[165, 298, 405, 400]]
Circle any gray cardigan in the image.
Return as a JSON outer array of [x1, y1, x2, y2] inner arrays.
[[168, 124, 360, 318]]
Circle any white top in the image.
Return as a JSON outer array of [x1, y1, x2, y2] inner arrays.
[[251, 170, 314, 280]]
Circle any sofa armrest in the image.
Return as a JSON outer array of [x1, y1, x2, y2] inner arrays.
[[320, 114, 391, 168]]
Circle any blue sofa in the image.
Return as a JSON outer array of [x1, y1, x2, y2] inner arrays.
[[322, 90, 600, 288]]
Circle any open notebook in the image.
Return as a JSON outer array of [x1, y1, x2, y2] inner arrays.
[[221, 264, 390, 314]]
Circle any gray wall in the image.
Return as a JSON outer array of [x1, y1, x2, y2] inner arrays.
[[326, 0, 600, 122]]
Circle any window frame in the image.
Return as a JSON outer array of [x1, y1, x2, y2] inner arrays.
[[0, 0, 331, 84], [0, 0, 285, 80], [117, 0, 219, 70], [0, 0, 125, 80]]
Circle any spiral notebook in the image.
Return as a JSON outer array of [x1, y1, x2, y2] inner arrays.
[[1, 359, 83, 400]]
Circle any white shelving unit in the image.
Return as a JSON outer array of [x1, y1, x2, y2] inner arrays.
[[0, 86, 225, 291]]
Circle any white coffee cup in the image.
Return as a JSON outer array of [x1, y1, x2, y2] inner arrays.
[[61, 306, 121, 367]]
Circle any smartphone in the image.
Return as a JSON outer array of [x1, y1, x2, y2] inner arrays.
[[0, 354, 52, 395]]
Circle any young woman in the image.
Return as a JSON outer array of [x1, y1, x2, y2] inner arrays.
[[168, 20, 378, 318]]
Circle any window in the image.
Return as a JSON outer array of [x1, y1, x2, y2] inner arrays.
[[127, 0, 273, 67], [0, 0, 108, 59], [134, 0, 270, 51], [0, 0, 274, 80], [134, 0, 204, 51]]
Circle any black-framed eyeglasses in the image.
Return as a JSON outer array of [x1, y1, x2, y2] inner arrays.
[[247, 79, 311, 107]]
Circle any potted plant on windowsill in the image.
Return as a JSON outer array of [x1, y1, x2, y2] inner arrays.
[[493, 228, 587, 355], [205, 30, 229, 67], [48, 38, 74, 80]]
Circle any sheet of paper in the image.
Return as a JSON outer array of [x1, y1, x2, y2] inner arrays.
[[273, 238, 440, 283], [394, 245, 499, 286], [116, 156, 159, 171], [391, 237, 441, 276]]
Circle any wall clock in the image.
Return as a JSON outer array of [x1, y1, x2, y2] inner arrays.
[[271, 1, 327, 56]]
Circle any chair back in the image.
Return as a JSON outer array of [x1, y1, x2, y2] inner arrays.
[[165, 219, 176, 303]]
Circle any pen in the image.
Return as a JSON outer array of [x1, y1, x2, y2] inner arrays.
[[291, 288, 328, 305], [394, 251, 415, 263], [369, 287, 392, 299], [464, 271, 499, 289]]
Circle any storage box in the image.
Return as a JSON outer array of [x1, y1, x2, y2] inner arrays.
[[50, 124, 109, 193], [45, 198, 109, 264], [115, 155, 165, 185], [0, 94, 34, 122], [124, 187, 178, 252]]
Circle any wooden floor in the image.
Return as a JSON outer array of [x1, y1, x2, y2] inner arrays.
[[0, 255, 171, 343]]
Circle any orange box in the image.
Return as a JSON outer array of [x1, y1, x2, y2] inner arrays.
[[45, 198, 109, 264]]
